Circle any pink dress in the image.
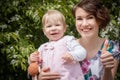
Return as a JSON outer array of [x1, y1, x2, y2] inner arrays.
[[38, 36, 85, 80]]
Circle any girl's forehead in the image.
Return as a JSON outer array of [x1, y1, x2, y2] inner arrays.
[[45, 17, 62, 24], [45, 20, 61, 26]]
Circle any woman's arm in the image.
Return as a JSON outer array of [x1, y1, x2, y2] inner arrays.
[[112, 59, 119, 78]]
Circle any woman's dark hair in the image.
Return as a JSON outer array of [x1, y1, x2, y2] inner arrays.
[[72, 0, 110, 29]]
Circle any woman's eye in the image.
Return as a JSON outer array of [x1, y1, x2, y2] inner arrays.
[[88, 16, 94, 19]]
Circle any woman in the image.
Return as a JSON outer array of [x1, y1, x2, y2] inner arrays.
[[29, 0, 120, 80], [72, 0, 119, 80]]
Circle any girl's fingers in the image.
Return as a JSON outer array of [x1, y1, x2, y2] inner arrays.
[[29, 51, 39, 62], [62, 53, 73, 63]]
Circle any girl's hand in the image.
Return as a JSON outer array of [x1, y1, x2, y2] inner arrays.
[[100, 39, 114, 69], [62, 53, 74, 63], [38, 67, 60, 80], [29, 51, 39, 63]]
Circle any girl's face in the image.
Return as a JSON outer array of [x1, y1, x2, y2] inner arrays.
[[43, 21, 66, 41], [75, 8, 100, 39]]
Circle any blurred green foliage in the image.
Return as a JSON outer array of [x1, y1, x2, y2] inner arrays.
[[0, 0, 119, 80]]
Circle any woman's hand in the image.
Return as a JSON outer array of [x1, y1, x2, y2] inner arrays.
[[100, 39, 114, 69], [38, 67, 60, 80], [100, 52, 114, 69], [100, 39, 115, 80]]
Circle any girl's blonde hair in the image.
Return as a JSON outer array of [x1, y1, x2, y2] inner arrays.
[[42, 10, 66, 27]]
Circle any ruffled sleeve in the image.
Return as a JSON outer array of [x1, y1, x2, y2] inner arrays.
[[65, 35, 86, 61]]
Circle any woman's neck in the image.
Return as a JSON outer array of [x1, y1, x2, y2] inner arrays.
[[79, 36, 101, 47], [79, 36, 105, 59]]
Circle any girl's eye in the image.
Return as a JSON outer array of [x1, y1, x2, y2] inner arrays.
[[56, 24, 60, 26], [46, 25, 51, 28], [76, 17, 82, 20]]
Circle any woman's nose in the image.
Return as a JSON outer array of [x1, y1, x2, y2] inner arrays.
[[82, 19, 89, 27]]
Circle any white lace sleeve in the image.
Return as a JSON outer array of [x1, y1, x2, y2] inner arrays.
[[66, 35, 86, 61], [38, 46, 42, 53]]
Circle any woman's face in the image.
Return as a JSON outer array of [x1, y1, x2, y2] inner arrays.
[[75, 7, 100, 39]]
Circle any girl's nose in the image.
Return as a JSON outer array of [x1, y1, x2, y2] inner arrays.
[[51, 26, 56, 30]]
